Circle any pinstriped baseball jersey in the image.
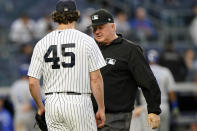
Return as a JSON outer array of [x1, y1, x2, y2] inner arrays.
[[28, 29, 106, 93]]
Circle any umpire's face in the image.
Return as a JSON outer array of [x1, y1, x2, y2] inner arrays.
[[93, 23, 116, 45]]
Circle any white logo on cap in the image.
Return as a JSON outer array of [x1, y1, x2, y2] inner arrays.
[[108, 18, 111, 21], [92, 15, 99, 20], [64, 8, 68, 11]]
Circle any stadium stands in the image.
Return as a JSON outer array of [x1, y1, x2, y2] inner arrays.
[[0, 1, 197, 130]]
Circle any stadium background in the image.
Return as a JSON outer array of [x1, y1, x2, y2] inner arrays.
[[0, 0, 197, 131]]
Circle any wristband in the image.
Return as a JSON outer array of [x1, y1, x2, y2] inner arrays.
[[171, 101, 178, 109]]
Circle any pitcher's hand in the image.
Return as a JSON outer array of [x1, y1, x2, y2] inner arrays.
[[96, 108, 106, 128]]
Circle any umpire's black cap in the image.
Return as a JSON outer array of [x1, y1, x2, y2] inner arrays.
[[90, 9, 114, 26], [56, 0, 77, 13]]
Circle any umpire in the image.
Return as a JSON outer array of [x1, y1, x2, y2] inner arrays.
[[90, 9, 161, 131]]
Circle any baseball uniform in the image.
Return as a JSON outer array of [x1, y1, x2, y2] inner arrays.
[[28, 29, 106, 131], [10, 79, 38, 131]]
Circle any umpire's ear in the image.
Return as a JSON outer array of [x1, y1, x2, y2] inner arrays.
[[76, 10, 80, 17], [111, 23, 116, 33]]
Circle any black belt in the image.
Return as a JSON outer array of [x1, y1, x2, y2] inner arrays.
[[45, 92, 82, 95]]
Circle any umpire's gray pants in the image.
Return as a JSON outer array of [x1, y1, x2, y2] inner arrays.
[[98, 112, 132, 131]]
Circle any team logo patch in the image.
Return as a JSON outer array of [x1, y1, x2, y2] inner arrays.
[[92, 15, 99, 20], [106, 58, 116, 65]]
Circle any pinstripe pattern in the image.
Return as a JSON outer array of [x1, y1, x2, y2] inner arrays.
[[28, 29, 106, 130], [28, 29, 106, 93], [45, 94, 97, 131]]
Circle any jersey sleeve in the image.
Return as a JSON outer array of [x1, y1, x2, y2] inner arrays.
[[28, 43, 43, 79], [87, 39, 106, 72], [166, 69, 176, 92]]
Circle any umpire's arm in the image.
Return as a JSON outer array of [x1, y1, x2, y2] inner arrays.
[[129, 45, 161, 129], [29, 77, 45, 115]]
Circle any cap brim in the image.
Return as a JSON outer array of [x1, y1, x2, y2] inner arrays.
[[89, 21, 108, 27]]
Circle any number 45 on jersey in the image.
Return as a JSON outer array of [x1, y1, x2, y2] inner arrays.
[[44, 43, 75, 69]]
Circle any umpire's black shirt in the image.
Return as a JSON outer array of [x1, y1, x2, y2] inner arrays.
[[93, 35, 161, 115]]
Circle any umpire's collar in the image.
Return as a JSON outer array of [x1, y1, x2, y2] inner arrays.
[[97, 34, 123, 47]]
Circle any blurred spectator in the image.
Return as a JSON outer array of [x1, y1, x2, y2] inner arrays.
[[129, 7, 157, 42], [16, 44, 33, 65], [184, 49, 197, 81], [190, 4, 197, 46], [0, 96, 14, 131], [77, 8, 95, 35], [114, 10, 131, 38], [184, 49, 195, 70], [9, 13, 36, 44], [130, 49, 179, 131], [10, 64, 38, 131], [158, 38, 188, 82], [35, 15, 54, 39]]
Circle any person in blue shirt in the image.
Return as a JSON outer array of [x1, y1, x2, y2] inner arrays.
[[129, 7, 157, 41], [0, 96, 14, 131]]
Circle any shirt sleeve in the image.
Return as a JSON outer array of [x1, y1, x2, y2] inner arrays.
[[87, 39, 106, 72], [166, 68, 176, 92], [128, 45, 161, 115], [28, 43, 43, 79]]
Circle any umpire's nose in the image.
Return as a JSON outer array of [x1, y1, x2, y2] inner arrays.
[[93, 26, 101, 35]]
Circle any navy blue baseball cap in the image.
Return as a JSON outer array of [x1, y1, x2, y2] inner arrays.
[[56, 0, 77, 13], [90, 9, 114, 26]]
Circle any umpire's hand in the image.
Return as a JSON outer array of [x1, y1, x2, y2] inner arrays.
[[147, 113, 160, 129], [95, 108, 106, 128]]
